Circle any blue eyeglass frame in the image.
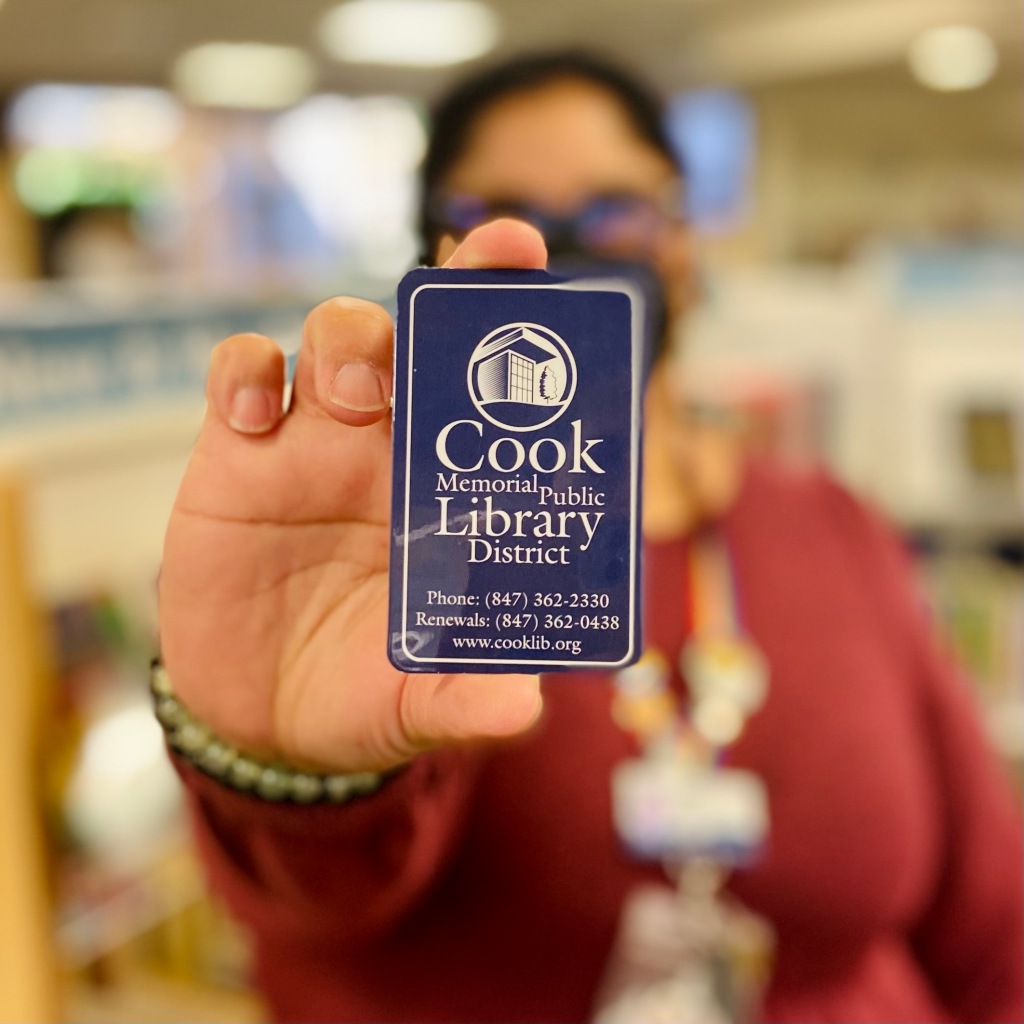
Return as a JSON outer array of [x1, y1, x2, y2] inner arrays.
[[426, 188, 684, 253]]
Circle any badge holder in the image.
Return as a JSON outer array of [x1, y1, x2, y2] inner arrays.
[[593, 870, 773, 1024]]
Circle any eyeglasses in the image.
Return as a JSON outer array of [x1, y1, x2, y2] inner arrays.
[[425, 187, 684, 257]]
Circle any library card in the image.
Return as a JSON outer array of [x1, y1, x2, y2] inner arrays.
[[388, 267, 644, 674]]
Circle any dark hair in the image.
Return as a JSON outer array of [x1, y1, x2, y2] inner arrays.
[[419, 50, 680, 259]]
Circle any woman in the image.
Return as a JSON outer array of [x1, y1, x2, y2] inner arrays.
[[158, 53, 1023, 1022]]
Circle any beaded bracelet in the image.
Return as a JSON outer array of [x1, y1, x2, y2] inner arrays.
[[150, 660, 387, 804]]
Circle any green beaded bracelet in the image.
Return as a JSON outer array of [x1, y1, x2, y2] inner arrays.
[[150, 661, 387, 805]]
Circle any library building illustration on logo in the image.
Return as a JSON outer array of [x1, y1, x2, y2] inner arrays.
[[467, 322, 577, 431]]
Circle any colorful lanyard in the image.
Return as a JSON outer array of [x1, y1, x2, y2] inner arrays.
[[687, 528, 743, 639], [605, 530, 775, 1024], [612, 528, 768, 762]]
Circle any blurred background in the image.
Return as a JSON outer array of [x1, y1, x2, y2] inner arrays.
[[0, 0, 1020, 1020]]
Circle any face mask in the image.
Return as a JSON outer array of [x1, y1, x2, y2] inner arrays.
[[546, 252, 668, 383]]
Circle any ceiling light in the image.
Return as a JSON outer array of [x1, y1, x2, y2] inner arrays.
[[172, 43, 316, 110], [319, 0, 499, 67], [908, 25, 997, 92]]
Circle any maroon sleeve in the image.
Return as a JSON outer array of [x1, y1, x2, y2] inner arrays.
[[175, 747, 483, 949], [823, 475, 1024, 1023]]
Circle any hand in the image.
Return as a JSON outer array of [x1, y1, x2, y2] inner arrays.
[[159, 220, 547, 773]]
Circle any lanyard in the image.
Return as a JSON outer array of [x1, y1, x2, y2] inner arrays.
[[687, 528, 743, 639], [602, 530, 775, 1024], [613, 528, 767, 760]]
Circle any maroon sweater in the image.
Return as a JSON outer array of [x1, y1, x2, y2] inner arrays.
[[179, 463, 1024, 1023]]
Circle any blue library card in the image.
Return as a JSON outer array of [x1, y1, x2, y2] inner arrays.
[[388, 267, 643, 674]]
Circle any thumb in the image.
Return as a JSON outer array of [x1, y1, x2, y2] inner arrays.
[[399, 673, 544, 749]]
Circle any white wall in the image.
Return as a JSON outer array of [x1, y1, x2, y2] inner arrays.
[[749, 80, 1023, 262]]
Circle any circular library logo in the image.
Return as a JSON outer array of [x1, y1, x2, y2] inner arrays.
[[467, 322, 577, 432]]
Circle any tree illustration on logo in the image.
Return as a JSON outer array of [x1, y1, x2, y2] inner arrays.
[[538, 364, 561, 403]]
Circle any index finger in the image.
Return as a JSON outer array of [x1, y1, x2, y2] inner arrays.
[[290, 219, 548, 430], [443, 218, 548, 271]]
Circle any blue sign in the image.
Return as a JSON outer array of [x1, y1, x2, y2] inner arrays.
[[0, 299, 311, 429]]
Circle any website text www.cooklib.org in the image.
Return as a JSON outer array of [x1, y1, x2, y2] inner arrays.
[[451, 634, 583, 656]]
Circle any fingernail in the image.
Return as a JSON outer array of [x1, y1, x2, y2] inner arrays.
[[229, 386, 278, 433], [330, 362, 386, 412]]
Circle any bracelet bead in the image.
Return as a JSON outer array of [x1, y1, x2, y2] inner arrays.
[[175, 721, 211, 756], [199, 741, 236, 778], [256, 767, 292, 801], [151, 664, 175, 699], [155, 696, 188, 730], [229, 757, 262, 791], [291, 774, 326, 803]]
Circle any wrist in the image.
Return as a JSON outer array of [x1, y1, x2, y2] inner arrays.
[[151, 660, 394, 804]]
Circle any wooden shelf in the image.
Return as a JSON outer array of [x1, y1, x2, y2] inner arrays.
[[0, 474, 61, 1023]]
